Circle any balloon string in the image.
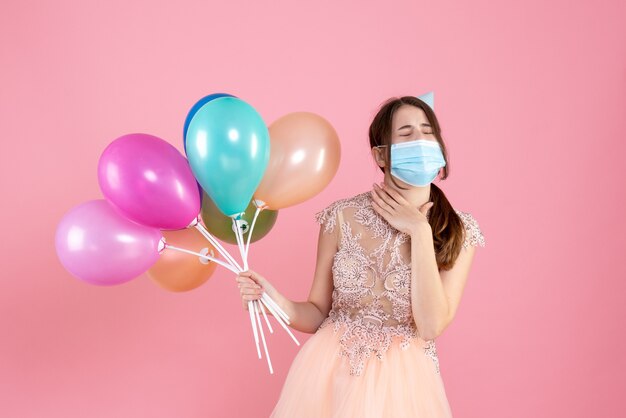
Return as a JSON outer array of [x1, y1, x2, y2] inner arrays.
[[195, 223, 243, 272], [164, 244, 239, 274], [244, 207, 262, 262]]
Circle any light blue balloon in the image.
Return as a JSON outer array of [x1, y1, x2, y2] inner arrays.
[[183, 93, 235, 151], [185, 97, 270, 218]]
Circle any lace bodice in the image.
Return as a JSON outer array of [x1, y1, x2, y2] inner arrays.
[[314, 191, 485, 376]]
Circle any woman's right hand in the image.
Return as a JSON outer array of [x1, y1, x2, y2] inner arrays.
[[236, 269, 278, 312]]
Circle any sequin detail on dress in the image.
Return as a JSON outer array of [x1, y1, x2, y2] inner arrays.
[[314, 191, 485, 376], [457, 210, 486, 249]]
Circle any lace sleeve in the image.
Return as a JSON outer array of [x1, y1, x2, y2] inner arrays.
[[314, 200, 341, 234], [457, 211, 486, 249]]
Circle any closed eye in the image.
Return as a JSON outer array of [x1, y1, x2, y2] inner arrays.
[[401, 132, 433, 137]]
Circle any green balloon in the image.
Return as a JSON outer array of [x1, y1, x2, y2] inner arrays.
[[200, 192, 278, 245]]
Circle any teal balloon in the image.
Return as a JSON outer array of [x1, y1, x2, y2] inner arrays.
[[186, 97, 270, 218]]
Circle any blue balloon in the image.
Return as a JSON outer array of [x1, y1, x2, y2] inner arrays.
[[185, 97, 270, 218], [183, 93, 235, 151]]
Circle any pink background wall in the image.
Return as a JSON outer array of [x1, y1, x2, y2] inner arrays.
[[1, 0, 625, 417]]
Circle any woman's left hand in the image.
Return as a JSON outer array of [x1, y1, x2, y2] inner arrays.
[[370, 182, 433, 235]]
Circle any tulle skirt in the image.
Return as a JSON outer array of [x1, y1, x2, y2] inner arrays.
[[270, 323, 453, 418]]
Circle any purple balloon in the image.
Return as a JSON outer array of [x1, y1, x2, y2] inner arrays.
[[55, 200, 163, 286], [98, 133, 201, 230]]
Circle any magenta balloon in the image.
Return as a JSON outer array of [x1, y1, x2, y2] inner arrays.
[[98, 133, 201, 230], [55, 200, 163, 286]]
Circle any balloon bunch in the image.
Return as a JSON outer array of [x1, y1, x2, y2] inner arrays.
[[55, 93, 341, 374]]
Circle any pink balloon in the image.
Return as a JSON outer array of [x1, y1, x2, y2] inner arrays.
[[55, 200, 163, 286], [98, 133, 201, 230]]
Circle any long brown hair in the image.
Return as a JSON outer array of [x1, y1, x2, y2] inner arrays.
[[368, 96, 465, 271]]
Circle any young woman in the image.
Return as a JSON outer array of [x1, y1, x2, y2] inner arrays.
[[236, 95, 486, 417]]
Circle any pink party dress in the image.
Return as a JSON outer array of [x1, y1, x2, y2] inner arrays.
[[270, 191, 485, 418]]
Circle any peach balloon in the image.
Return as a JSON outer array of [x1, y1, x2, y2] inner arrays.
[[253, 112, 341, 210], [148, 229, 218, 292]]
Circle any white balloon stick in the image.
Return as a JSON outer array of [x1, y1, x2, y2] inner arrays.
[[258, 300, 274, 334], [248, 300, 261, 359], [262, 293, 291, 324], [254, 300, 273, 374], [260, 297, 300, 347], [163, 244, 239, 274], [195, 223, 243, 272], [244, 207, 262, 260], [232, 218, 248, 271]]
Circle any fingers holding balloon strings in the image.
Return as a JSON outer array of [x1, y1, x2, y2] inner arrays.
[[238, 279, 262, 300]]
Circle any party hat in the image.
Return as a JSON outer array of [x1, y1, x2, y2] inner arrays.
[[417, 91, 434, 110]]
